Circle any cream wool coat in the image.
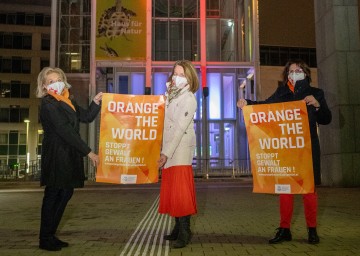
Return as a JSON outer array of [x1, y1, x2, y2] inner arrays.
[[161, 86, 197, 169]]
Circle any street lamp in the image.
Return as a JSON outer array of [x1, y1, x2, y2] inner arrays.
[[24, 119, 30, 174]]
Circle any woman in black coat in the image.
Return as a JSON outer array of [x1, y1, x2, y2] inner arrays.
[[237, 60, 331, 245], [36, 67, 103, 251]]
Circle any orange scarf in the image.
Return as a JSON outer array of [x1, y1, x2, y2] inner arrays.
[[47, 88, 76, 111], [287, 81, 295, 93]]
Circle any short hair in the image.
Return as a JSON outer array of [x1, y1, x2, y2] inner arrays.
[[36, 67, 71, 98], [282, 59, 312, 85], [168, 60, 199, 93]]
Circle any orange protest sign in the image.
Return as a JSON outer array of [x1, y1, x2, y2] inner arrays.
[[242, 100, 314, 194], [96, 93, 165, 184]]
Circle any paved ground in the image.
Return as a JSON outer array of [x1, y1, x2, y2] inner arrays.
[[0, 179, 359, 256]]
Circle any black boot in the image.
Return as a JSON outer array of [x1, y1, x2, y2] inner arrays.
[[39, 237, 62, 251], [269, 228, 292, 244], [172, 216, 192, 248], [53, 236, 69, 247], [308, 227, 320, 244], [164, 217, 179, 240]]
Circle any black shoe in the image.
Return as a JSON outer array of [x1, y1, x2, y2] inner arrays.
[[164, 218, 179, 241], [308, 227, 320, 244], [39, 237, 62, 251], [53, 236, 69, 247], [164, 234, 177, 240], [269, 228, 292, 244]]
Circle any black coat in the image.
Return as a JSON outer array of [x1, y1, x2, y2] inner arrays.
[[247, 79, 332, 185], [40, 95, 101, 188]]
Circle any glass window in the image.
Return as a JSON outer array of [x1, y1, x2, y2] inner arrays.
[[0, 145, 8, 155], [11, 82, 21, 97], [269, 46, 280, 66], [0, 134, 7, 144], [184, 20, 199, 61], [208, 122, 220, 167], [41, 34, 50, 50], [153, 0, 168, 17], [2, 58, 11, 72], [9, 145, 18, 155], [169, 0, 183, 17], [16, 13, 25, 25], [0, 83, 10, 98], [220, 19, 235, 61], [9, 132, 18, 144], [19, 145, 26, 155], [41, 59, 50, 70], [0, 109, 9, 122], [118, 75, 129, 94], [184, 0, 199, 18], [3, 34, 12, 48], [22, 59, 31, 73], [208, 73, 221, 119], [12, 58, 22, 73], [21, 83, 30, 98], [20, 108, 29, 122], [223, 75, 235, 119], [19, 133, 26, 144], [221, 0, 235, 18], [7, 13, 16, 24], [25, 14, 34, 25], [169, 21, 183, 61], [223, 122, 235, 166], [35, 13, 44, 26], [154, 20, 169, 61], [43, 15, 51, 26], [23, 34, 32, 49], [13, 33, 22, 49], [206, 19, 220, 61], [153, 72, 168, 95], [10, 108, 20, 122], [0, 32, 3, 48], [131, 73, 145, 95], [0, 14, 6, 24], [207, 0, 220, 17]]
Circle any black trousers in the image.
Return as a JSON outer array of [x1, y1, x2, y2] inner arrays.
[[39, 186, 74, 240]]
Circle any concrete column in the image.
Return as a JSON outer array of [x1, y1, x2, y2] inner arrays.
[[314, 0, 360, 186]]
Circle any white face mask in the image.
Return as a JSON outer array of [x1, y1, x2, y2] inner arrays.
[[288, 72, 305, 85], [47, 81, 66, 95], [172, 75, 188, 89]]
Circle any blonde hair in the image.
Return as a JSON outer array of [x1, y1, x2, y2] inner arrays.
[[168, 60, 199, 93], [36, 67, 71, 98]]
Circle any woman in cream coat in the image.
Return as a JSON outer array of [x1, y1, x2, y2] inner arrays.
[[158, 60, 199, 249]]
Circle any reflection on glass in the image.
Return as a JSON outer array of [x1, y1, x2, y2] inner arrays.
[[208, 73, 221, 119]]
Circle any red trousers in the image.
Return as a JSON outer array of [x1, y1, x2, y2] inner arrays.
[[279, 192, 318, 228]]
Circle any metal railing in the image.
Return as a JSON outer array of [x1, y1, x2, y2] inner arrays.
[[192, 158, 251, 178], [0, 159, 41, 181], [0, 158, 252, 181]]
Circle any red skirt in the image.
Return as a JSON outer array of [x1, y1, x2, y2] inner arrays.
[[158, 165, 197, 217]]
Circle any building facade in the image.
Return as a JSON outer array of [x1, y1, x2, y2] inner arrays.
[[0, 0, 325, 180]]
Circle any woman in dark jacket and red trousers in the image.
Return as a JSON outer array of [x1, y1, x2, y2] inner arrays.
[[237, 60, 332, 244], [36, 67, 102, 251]]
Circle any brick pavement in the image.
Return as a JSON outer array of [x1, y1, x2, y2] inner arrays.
[[0, 179, 359, 256]]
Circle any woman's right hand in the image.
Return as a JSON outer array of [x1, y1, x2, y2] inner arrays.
[[88, 151, 99, 167], [237, 99, 248, 109], [157, 154, 168, 168]]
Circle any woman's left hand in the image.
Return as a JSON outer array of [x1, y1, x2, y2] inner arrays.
[[93, 92, 103, 105], [304, 95, 320, 108]]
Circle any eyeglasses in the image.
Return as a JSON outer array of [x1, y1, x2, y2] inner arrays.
[[288, 69, 303, 74]]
